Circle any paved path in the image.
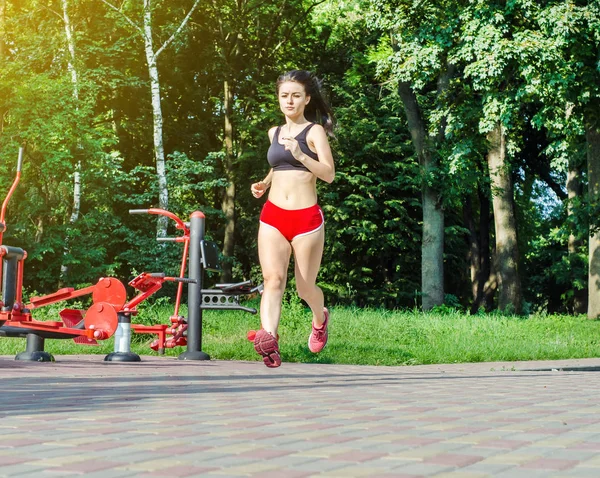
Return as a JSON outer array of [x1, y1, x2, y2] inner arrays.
[[2, 355, 600, 477]]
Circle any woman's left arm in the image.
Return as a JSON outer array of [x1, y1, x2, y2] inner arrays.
[[282, 125, 335, 183]]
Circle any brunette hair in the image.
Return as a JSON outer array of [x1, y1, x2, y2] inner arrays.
[[276, 70, 335, 137]]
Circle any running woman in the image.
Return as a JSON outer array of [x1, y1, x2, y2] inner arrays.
[[250, 70, 336, 368]]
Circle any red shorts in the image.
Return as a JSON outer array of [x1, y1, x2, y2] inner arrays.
[[260, 200, 324, 242]]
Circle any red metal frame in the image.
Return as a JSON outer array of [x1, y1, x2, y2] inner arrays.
[[28, 284, 97, 309], [143, 208, 190, 318], [0, 278, 126, 340], [0, 162, 22, 295], [0, 160, 21, 245], [122, 210, 192, 352]]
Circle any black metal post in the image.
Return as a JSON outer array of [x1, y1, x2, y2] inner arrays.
[[178, 211, 210, 360], [15, 334, 53, 362], [2, 246, 24, 311], [2, 246, 52, 362], [2, 256, 17, 311]]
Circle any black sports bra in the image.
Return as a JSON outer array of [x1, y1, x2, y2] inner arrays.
[[267, 123, 319, 172]]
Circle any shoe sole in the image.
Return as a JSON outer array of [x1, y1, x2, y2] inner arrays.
[[253, 330, 281, 368]]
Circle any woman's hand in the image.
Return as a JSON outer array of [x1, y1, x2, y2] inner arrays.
[[251, 181, 268, 198], [281, 137, 304, 162]]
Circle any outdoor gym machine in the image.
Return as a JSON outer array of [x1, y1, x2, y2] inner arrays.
[[0, 146, 260, 362]]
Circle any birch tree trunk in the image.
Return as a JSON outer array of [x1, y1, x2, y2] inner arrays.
[[487, 122, 522, 314], [143, 0, 168, 237], [62, 0, 78, 101], [587, 123, 600, 319], [0, 0, 5, 60], [397, 81, 444, 310], [220, 79, 236, 282], [59, 0, 82, 281]]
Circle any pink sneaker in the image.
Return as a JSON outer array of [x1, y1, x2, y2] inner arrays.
[[308, 308, 329, 353], [252, 329, 281, 368]]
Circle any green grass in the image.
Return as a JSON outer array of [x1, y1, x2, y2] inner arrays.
[[2, 300, 600, 366]]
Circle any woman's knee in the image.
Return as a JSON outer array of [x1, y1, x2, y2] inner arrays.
[[263, 275, 287, 292], [296, 282, 320, 302]]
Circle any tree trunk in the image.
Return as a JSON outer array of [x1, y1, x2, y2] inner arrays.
[[143, 0, 168, 237], [0, 0, 5, 60], [465, 188, 494, 313], [62, 0, 78, 100], [34, 217, 44, 244], [478, 188, 494, 309], [59, 0, 81, 282], [60, 164, 81, 280], [487, 122, 522, 314], [220, 79, 236, 283], [587, 123, 600, 319], [464, 196, 479, 305], [567, 157, 586, 314], [397, 81, 444, 311]]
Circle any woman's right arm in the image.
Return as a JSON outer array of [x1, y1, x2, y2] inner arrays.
[[251, 171, 271, 198], [251, 127, 277, 198], [262, 169, 273, 187]]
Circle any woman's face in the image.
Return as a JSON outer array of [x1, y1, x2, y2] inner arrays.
[[278, 81, 310, 119]]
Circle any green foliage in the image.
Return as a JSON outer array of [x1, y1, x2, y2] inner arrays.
[[0, 0, 598, 315]]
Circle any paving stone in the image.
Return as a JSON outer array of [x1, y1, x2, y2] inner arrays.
[[555, 468, 600, 478], [292, 461, 354, 474], [455, 462, 517, 475], [490, 469, 556, 478], [66, 471, 137, 478], [545, 449, 600, 461], [0, 464, 48, 477], [389, 461, 455, 476], [188, 454, 265, 468]]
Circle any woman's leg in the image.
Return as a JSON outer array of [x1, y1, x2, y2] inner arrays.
[[258, 223, 292, 335], [291, 227, 326, 326]]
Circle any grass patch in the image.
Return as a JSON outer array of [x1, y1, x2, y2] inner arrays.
[[2, 301, 600, 366]]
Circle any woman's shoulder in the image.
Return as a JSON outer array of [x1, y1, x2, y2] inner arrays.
[[306, 123, 326, 139], [268, 125, 280, 141]]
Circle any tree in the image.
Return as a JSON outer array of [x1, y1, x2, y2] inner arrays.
[[101, 0, 200, 237], [367, 0, 463, 310], [534, 0, 600, 317], [451, 0, 567, 313], [57, 0, 82, 281], [486, 123, 522, 312]]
